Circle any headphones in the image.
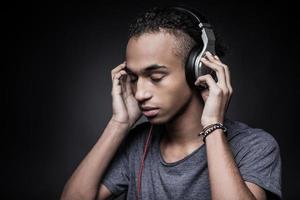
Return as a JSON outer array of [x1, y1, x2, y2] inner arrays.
[[169, 6, 218, 89]]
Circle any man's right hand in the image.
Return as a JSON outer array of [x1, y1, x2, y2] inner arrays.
[[111, 62, 142, 128], [61, 62, 140, 200]]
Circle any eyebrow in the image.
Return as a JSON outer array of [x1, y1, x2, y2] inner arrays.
[[125, 64, 168, 75]]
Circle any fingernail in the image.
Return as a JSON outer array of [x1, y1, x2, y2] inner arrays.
[[206, 51, 212, 56], [201, 57, 207, 61]]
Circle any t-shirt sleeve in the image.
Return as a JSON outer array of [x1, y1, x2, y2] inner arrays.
[[236, 129, 282, 199]]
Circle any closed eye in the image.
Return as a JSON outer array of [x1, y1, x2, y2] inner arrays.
[[128, 72, 167, 83], [150, 74, 165, 82]]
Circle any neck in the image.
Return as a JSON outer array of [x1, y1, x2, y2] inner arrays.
[[163, 92, 204, 146]]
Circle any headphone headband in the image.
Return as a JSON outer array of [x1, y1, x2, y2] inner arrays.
[[168, 6, 217, 87], [169, 6, 201, 24]]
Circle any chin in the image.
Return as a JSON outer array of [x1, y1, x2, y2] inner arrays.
[[146, 113, 172, 125], [146, 116, 162, 124]]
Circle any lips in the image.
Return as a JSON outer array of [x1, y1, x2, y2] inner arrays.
[[141, 106, 160, 118], [142, 109, 159, 117]]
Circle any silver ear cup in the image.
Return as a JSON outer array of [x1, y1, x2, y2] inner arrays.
[[171, 6, 218, 87], [194, 25, 218, 83]]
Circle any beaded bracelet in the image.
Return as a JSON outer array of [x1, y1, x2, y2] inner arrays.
[[198, 123, 227, 143]]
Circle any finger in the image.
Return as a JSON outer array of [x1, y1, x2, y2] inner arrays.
[[214, 55, 220, 61], [223, 65, 233, 113], [208, 52, 232, 93], [114, 70, 127, 81], [201, 57, 227, 88], [120, 71, 128, 96], [195, 74, 222, 96], [205, 51, 222, 65], [112, 62, 126, 75], [205, 52, 233, 113], [112, 73, 122, 95], [222, 64, 233, 94], [205, 52, 227, 69], [206, 51, 233, 95], [111, 62, 126, 80], [208, 53, 233, 112], [125, 72, 133, 97], [112, 70, 127, 95]]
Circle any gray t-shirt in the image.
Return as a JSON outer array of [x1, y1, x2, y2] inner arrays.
[[102, 118, 282, 199]]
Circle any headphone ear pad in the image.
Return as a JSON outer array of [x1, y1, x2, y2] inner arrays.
[[185, 45, 202, 88]]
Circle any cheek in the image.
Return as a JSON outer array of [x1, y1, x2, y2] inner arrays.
[[158, 71, 191, 107]]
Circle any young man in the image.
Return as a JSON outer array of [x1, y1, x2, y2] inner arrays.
[[61, 6, 282, 200]]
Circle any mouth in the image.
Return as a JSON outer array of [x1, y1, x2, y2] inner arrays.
[[141, 107, 160, 118]]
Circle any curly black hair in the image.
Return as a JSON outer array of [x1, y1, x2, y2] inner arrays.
[[128, 5, 227, 64]]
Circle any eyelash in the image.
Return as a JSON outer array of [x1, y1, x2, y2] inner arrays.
[[129, 75, 164, 83], [150, 76, 164, 82]]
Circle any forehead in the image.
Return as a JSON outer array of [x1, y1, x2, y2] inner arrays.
[[125, 32, 182, 73]]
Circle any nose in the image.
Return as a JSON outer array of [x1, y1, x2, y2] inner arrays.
[[133, 79, 152, 103]]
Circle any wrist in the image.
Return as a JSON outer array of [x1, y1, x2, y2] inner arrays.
[[198, 122, 227, 143], [201, 118, 224, 128], [110, 117, 131, 130], [204, 129, 227, 144]]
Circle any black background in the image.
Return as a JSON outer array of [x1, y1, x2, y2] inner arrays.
[[5, 1, 299, 199]]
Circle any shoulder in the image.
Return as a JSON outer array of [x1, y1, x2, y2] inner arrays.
[[224, 118, 282, 198], [224, 118, 280, 153]]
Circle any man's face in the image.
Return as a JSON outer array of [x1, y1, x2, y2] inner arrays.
[[125, 32, 193, 124]]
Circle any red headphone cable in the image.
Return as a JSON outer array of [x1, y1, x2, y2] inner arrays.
[[136, 124, 153, 200]]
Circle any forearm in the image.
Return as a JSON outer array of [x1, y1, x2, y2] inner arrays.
[[205, 129, 256, 200], [61, 118, 130, 200]]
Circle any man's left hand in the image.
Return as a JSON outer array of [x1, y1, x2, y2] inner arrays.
[[194, 51, 233, 127]]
